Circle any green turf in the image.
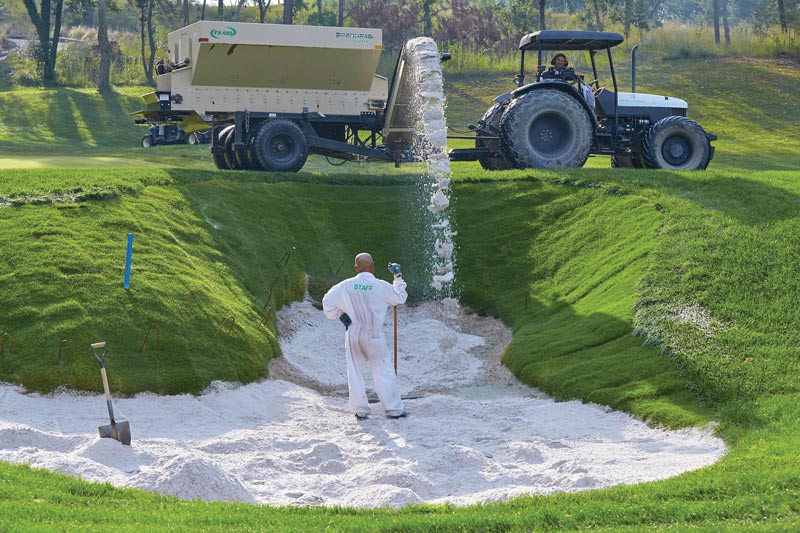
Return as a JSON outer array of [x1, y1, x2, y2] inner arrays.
[[2, 56, 800, 530]]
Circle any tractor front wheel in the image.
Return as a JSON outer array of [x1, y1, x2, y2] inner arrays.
[[141, 135, 154, 148], [252, 119, 308, 172], [499, 89, 592, 169], [642, 116, 711, 170]]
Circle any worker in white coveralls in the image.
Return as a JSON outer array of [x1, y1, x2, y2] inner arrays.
[[322, 253, 408, 421]]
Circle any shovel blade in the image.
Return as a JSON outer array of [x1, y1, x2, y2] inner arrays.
[[99, 420, 131, 445]]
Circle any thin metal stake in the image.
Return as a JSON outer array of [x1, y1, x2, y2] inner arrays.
[[278, 246, 295, 267], [215, 315, 235, 337], [0, 333, 14, 355], [58, 339, 71, 365], [138, 323, 161, 352], [259, 306, 273, 327]]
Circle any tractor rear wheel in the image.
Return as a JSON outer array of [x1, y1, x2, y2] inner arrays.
[[642, 116, 711, 170], [476, 103, 513, 171], [499, 89, 592, 169], [253, 119, 308, 172], [187, 133, 198, 145]]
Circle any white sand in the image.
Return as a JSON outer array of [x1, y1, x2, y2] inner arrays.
[[0, 299, 725, 508]]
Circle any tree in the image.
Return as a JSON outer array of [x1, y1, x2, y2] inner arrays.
[[590, 0, 603, 29], [136, 0, 156, 84], [435, 0, 504, 48], [283, 0, 293, 23], [777, 0, 788, 31], [722, 0, 730, 46], [97, 0, 111, 91], [349, 0, 419, 47], [422, 0, 434, 36], [538, 0, 546, 29], [22, 0, 65, 85], [183, 0, 188, 25], [255, 0, 272, 22], [712, 0, 720, 44], [624, 0, 631, 37]]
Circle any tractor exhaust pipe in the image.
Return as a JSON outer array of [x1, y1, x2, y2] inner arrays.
[[631, 44, 639, 93]]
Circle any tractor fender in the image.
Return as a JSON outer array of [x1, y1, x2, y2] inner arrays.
[[510, 82, 598, 134]]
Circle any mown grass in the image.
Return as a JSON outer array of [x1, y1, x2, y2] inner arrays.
[[0, 169, 442, 395], [2, 55, 800, 529], [2, 167, 800, 529]]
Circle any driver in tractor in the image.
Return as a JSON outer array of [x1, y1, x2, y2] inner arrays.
[[541, 53, 596, 108]]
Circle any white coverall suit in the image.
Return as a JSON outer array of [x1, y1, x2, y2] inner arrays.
[[322, 272, 407, 417]]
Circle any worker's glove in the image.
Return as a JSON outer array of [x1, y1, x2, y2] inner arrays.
[[387, 263, 402, 276], [339, 313, 352, 330]]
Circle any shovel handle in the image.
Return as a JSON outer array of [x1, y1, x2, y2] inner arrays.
[[91, 341, 107, 365], [100, 367, 116, 423]]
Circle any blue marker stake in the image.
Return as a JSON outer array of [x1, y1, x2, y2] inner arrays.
[[123, 233, 134, 290]]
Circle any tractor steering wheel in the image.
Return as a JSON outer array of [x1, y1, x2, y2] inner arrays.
[[561, 69, 578, 83], [586, 79, 600, 90]]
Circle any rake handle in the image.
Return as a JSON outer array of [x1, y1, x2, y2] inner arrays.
[[393, 306, 398, 376]]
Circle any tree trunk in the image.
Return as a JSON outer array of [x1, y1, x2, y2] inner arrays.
[[258, 0, 271, 23], [592, 0, 602, 29], [283, 0, 294, 24], [338, 0, 344, 25], [22, 0, 66, 85], [233, 0, 247, 20], [422, 0, 433, 36], [623, 0, 631, 39], [46, 0, 63, 84], [722, 0, 731, 46], [201, 0, 206, 20], [712, 0, 720, 45], [218, 0, 223, 18], [148, 0, 156, 80], [777, 0, 788, 32], [140, 0, 156, 85], [317, 0, 323, 22], [97, 0, 111, 92], [539, 0, 546, 30], [183, 0, 189, 26]]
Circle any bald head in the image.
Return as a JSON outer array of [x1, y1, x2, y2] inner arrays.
[[354, 253, 374, 274]]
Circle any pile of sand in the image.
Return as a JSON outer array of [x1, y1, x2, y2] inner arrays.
[[0, 299, 725, 507]]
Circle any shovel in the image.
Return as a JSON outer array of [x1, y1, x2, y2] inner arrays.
[[91, 342, 131, 445]]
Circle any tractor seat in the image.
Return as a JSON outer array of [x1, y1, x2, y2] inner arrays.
[[593, 87, 616, 117]]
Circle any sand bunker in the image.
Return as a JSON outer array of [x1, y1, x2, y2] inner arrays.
[[0, 299, 725, 507]]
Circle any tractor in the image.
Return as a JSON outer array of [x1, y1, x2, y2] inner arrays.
[[449, 30, 717, 171]]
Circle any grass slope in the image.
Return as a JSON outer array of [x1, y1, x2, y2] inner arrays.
[[0, 169, 436, 394], [2, 168, 800, 530], [2, 57, 800, 529]]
